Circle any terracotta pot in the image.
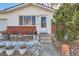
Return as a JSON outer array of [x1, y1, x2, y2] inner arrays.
[[61, 43, 70, 55]]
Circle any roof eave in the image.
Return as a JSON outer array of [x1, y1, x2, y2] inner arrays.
[[0, 3, 54, 13]]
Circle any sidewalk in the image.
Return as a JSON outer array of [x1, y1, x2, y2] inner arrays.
[[40, 43, 60, 56]]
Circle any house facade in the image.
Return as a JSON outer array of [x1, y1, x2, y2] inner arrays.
[[0, 3, 54, 35]]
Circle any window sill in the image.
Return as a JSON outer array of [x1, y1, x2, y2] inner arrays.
[[19, 25, 36, 26]]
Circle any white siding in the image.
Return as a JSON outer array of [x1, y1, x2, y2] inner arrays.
[[0, 14, 7, 31], [0, 5, 53, 33], [0, 14, 7, 19], [0, 19, 7, 31]]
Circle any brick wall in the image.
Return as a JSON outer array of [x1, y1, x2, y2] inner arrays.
[[51, 24, 56, 34], [5, 26, 36, 34]]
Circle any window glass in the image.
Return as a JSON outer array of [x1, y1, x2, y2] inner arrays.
[[19, 16, 23, 25], [24, 16, 31, 25], [19, 16, 35, 25], [32, 16, 35, 25], [41, 17, 46, 28]]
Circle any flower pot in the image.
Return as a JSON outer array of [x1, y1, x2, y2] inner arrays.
[[0, 48, 5, 54], [61, 43, 70, 55], [18, 45, 27, 55], [0, 45, 5, 54], [30, 47, 39, 56], [5, 49, 15, 55], [33, 49, 39, 56], [5, 46, 15, 55], [18, 48, 26, 55]]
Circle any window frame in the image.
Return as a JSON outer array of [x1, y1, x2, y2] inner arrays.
[[19, 16, 36, 26]]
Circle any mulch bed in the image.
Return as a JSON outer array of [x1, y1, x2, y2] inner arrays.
[[70, 40, 79, 56], [51, 34, 79, 56]]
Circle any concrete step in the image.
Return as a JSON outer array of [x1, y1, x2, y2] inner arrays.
[[40, 37, 52, 43], [40, 39, 51, 42], [38, 33, 52, 43], [40, 37, 50, 40]]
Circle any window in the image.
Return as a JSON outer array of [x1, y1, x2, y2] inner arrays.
[[24, 16, 31, 25], [19, 16, 35, 25], [41, 17, 46, 28], [32, 16, 35, 25]]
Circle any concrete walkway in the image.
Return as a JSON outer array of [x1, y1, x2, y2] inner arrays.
[[40, 43, 60, 56]]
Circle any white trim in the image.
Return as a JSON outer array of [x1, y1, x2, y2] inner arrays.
[[5, 3, 27, 11], [18, 25, 36, 26], [0, 3, 53, 13], [34, 4, 53, 12]]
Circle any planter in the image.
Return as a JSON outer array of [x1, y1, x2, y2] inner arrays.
[[19, 45, 27, 55], [5, 46, 15, 55], [0, 48, 5, 54], [31, 47, 39, 56], [0, 45, 5, 54], [33, 49, 40, 56], [18, 49, 27, 55], [61, 43, 70, 56]]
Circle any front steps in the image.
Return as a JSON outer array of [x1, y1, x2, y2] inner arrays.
[[38, 34, 52, 43]]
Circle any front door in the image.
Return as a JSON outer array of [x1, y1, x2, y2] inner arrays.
[[40, 16, 47, 33]]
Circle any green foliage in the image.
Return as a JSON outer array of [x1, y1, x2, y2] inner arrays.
[[72, 11, 79, 36], [53, 3, 79, 43], [54, 4, 74, 23]]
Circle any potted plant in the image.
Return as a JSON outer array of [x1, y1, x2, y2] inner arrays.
[[5, 46, 15, 55], [27, 35, 33, 41], [18, 44, 27, 55], [0, 45, 5, 54]]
